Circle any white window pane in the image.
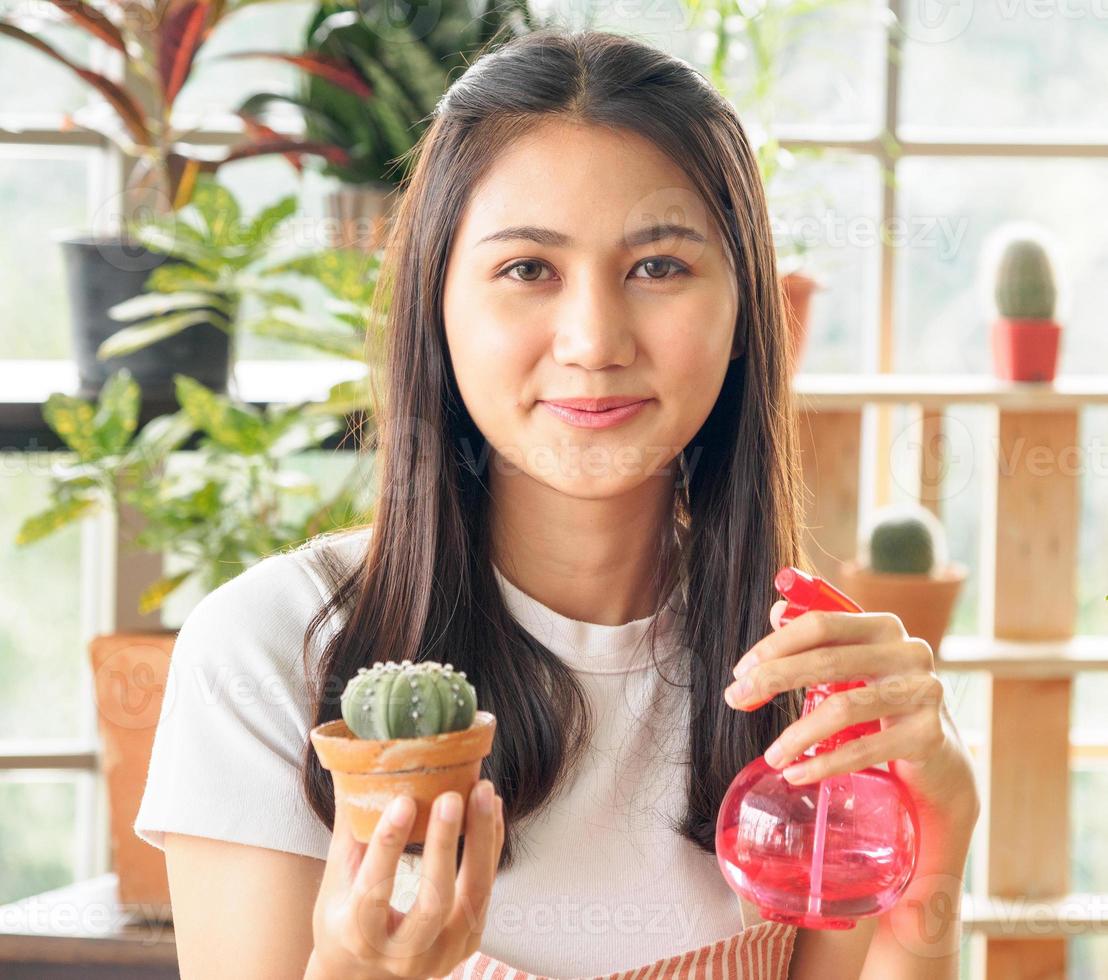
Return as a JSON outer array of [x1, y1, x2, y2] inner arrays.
[[1077, 408, 1108, 636], [0, 2, 92, 116], [0, 150, 92, 359], [899, 6, 1108, 136], [0, 774, 81, 904], [894, 157, 1108, 375], [1, 458, 86, 741], [1072, 764, 1108, 893], [770, 150, 882, 372]]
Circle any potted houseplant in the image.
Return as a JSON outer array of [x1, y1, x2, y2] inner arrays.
[[982, 223, 1066, 383], [14, 367, 375, 913], [103, 176, 386, 404], [0, 0, 355, 398], [835, 503, 967, 657], [312, 661, 496, 843], [229, 0, 543, 251], [12, 173, 386, 911]]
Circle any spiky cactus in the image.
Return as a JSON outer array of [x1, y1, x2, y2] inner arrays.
[[341, 660, 477, 740], [862, 504, 948, 575], [995, 237, 1057, 320]]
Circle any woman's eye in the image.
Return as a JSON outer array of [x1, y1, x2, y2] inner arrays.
[[497, 257, 688, 283]]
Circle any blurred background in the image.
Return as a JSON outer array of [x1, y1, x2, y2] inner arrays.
[[0, 0, 1105, 977]]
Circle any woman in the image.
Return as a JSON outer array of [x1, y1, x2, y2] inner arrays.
[[135, 26, 980, 980]]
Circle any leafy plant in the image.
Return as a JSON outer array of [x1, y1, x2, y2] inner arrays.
[[230, 0, 543, 185], [15, 369, 374, 614], [0, 0, 354, 216], [103, 175, 384, 416]]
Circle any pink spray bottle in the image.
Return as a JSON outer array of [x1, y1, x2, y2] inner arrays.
[[715, 566, 921, 929]]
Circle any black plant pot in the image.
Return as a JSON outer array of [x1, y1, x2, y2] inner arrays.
[[61, 236, 233, 402]]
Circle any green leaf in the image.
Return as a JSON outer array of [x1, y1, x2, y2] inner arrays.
[[15, 496, 99, 545], [301, 376, 374, 416], [137, 571, 191, 615], [266, 415, 345, 456], [246, 309, 367, 360], [42, 393, 100, 460], [144, 262, 219, 294], [121, 410, 196, 469], [91, 370, 141, 456], [245, 195, 298, 248], [135, 222, 222, 271], [108, 290, 229, 322], [174, 376, 270, 453], [262, 248, 379, 306], [189, 178, 242, 247], [97, 309, 229, 361]]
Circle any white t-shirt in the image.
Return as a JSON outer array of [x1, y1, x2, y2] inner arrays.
[[134, 527, 753, 975]]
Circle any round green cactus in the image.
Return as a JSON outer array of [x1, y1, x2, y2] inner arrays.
[[994, 237, 1057, 320], [861, 504, 948, 576], [340, 660, 477, 740]]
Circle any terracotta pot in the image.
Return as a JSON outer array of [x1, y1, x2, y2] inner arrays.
[[834, 561, 967, 657], [990, 317, 1062, 382], [311, 711, 497, 844], [90, 631, 176, 918], [324, 181, 403, 252], [780, 271, 820, 373]]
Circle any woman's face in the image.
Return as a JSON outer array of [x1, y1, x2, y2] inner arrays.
[[442, 118, 740, 501]]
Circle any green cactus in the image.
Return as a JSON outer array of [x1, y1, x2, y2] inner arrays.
[[340, 660, 477, 740], [994, 237, 1057, 320], [867, 512, 937, 575]]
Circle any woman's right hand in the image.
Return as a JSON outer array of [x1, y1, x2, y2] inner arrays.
[[308, 780, 504, 980]]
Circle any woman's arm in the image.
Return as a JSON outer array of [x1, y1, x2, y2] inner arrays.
[[165, 832, 325, 979], [858, 794, 978, 979]]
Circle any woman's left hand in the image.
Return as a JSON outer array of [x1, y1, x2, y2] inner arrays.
[[723, 601, 979, 825]]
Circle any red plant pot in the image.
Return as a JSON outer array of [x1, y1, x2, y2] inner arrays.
[[990, 317, 1062, 382]]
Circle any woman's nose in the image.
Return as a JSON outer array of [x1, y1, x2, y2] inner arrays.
[[550, 274, 636, 370]]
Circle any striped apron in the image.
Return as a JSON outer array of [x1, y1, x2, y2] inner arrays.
[[434, 897, 797, 979]]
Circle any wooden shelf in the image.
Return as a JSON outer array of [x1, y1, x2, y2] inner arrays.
[[793, 373, 1108, 411], [962, 893, 1108, 938], [936, 635, 1108, 678], [0, 873, 174, 970]]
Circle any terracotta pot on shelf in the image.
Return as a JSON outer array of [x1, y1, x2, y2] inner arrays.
[[834, 561, 968, 658], [311, 711, 497, 844], [90, 631, 176, 918], [780, 271, 820, 373], [990, 316, 1062, 382]]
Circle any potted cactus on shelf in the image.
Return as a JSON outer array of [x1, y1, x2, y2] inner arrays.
[[835, 503, 967, 656], [983, 223, 1065, 383], [311, 661, 496, 844]]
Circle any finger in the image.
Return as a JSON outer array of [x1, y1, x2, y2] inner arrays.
[[329, 800, 369, 889], [774, 725, 906, 785], [736, 609, 907, 677], [391, 791, 463, 955], [727, 640, 929, 710], [769, 598, 787, 631], [761, 673, 942, 768], [447, 781, 500, 944], [351, 794, 416, 951]]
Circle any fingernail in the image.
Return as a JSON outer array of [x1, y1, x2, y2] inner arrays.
[[437, 792, 462, 821], [764, 743, 785, 768], [728, 678, 754, 704], [475, 780, 494, 814], [783, 764, 809, 783], [387, 795, 414, 826]]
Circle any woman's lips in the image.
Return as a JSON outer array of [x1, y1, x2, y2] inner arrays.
[[539, 399, 652, 429]]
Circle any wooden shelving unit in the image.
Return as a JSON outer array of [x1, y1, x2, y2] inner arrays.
[[794, 374, 1106, 979]]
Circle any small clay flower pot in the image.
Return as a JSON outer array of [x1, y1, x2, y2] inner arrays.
[[990, 317, 1062, 382], [836, 560, 967, 657], [311, 710, 496, 843]]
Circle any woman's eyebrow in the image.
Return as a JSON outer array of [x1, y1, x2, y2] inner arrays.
[[475, 222, 707, 249]]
